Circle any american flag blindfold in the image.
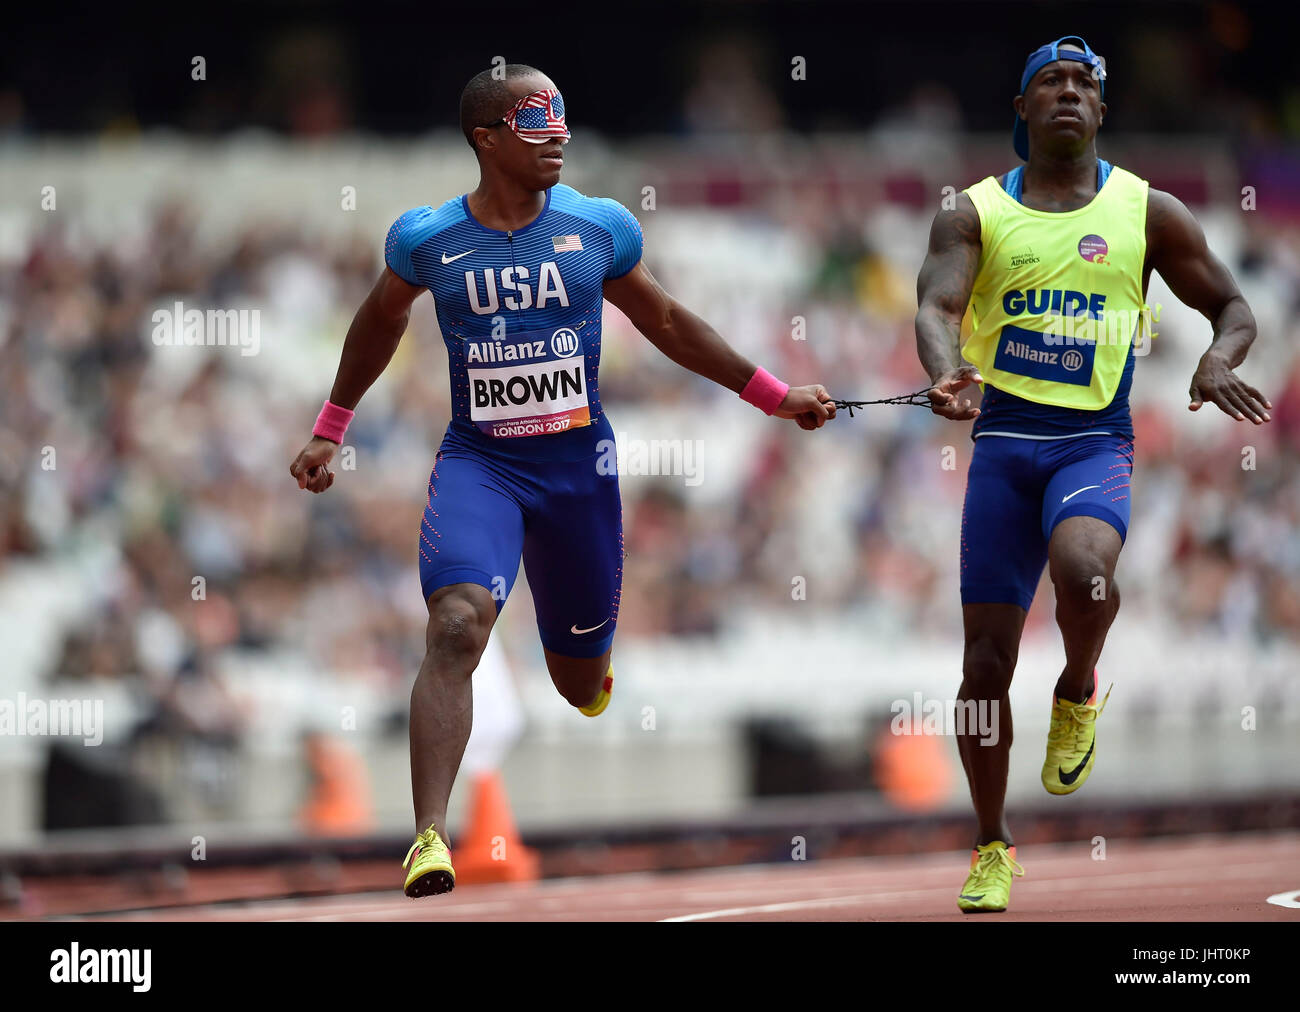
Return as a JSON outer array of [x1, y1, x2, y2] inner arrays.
[[502, 88, 570, 143]]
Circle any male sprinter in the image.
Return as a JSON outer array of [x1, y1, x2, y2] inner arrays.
[[915, 37, 1269, 912], [289, 65, 836, 897]]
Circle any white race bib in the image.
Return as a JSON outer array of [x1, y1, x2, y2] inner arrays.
[[465, 327, 591, 438]]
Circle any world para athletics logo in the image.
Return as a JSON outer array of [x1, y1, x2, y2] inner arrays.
[[1078, 234, 1109, 264]]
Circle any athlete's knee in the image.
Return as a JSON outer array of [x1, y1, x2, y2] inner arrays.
[[1050, 547, 1115, 611], [1049, 518, 1120, 600], [425, 588, 493, 670], [962, 635, 1016, 698]]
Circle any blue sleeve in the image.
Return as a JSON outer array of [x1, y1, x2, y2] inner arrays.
[[384, 207, 434, 285], [593, 198, 644, 280]]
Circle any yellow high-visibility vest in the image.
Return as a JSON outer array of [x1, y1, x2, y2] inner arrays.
[[962, 166, 1150, 410]]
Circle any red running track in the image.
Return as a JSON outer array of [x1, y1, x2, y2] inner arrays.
[[62, 831, 1300, 922]]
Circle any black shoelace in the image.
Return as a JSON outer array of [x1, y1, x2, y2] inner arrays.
[[832, 387, 933, 417]]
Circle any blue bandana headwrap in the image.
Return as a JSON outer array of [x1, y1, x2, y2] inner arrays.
[[1014, 36, 1106, 160]]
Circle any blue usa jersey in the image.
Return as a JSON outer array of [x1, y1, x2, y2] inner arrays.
[[384, 184, 643, 461]]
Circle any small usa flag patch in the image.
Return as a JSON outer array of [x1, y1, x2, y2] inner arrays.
[[552, 235, 583, 253]]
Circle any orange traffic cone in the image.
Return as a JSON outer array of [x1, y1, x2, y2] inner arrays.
[[298, 733, 374, 836], [452, 770, 541, 884], [873, 726, 953, 811]]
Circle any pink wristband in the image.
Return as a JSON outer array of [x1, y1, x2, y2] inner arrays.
[[313, 399, 355, 444], [739, 367, 790, 415]]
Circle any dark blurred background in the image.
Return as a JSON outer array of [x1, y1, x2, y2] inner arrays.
[[4, 1, 1296, 142]]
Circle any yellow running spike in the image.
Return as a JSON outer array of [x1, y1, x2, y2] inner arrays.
[[957, 841, 1025, 913], [402, 823, 456, 897], [1042, 680, 1113, 796]]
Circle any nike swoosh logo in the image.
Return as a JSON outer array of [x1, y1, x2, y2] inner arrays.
[[570, 619, 610, 636], [441, 249, 477, 264], [1061, 484, 1101, 503], [1058, 738, 1096, 785], [959, 894, 985, 901]]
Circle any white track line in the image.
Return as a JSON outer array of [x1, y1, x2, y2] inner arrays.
[[280, 843, 1296, 920], [659, 860, 1298, 922], [280, 860, 1296, 922]]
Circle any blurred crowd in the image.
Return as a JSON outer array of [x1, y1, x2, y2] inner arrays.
[[2, 146, 1299, 828]]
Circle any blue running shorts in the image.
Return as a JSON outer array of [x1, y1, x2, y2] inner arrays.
[[418, 423, 623, 658], [960, 433, 1134, 611]]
